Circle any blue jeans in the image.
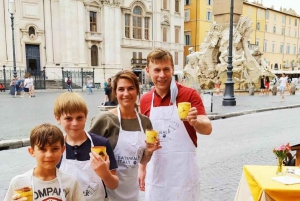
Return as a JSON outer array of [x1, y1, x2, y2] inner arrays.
[[88, 85, 93, 94], [67, 85, 72, 92]]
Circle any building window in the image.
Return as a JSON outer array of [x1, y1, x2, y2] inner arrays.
[[163, 0, 167, 9], [90, 11, 97, 32], [175, 52, 178, 65], [257, 22, 260, 30], [133, 6, 142, 39], [184, 0, 190, 5], [175, 0, 180, 12], [295, 19, 298, 26], [280, 44, 284, 53], [286, 44, 290, 54], [266, 10, 269, 19], [175, 28, 180, 43], [272, 43, 275, 53], [289, 17, 291, 25], [274, 13, 276, 20], [264, 41, 267, 52], [294, 46, 296, 54], [28, 26, 35, 36], [282, 15, 285, 24], [295, 31, 297, 38], [256, 39, 259, 47], [162, 27, 167, 42], [265, 24, 268, 32], [144, 17, 149, 40], [281, 28, 285, 35], [207, 0, 212, 5], [184, 34, 190, 45], [289, 28, 290, 36], [91, 45, 98, 66], [184, 10, 190, 21], [125, 14, 130, 38], [273, 26, 276, 33], [207, 11, 212, 21]]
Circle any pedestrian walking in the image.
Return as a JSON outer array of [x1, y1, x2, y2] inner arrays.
[[265, 76, 270, 95], [260, 75, 265, 95], [66, 77, 73, 92], [4, 123, 85, 201], [139, 48, 212, 201], [215, 76, 221, 95], [54, 92, 119, 201], [87, 77, 93, 95], [23, 74, 33, 98], [279, 73, 288, 101], [89, 70, 161, 201]]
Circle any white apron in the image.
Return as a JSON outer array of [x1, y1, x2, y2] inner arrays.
[[145, 92, 200, 201], [107, 106, 146, 201], [31, 168, 66, 201], [60, 132, 106, 201]]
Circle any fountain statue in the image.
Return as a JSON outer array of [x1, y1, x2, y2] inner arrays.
[[183, 16, 275, 90]]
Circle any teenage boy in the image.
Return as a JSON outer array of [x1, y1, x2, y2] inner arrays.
[[4, 123, 85, 201], [139, 48, 212, 201], [54, 92, 119, 201]]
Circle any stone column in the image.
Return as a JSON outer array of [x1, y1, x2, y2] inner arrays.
[[77, 1, 86, 65], [0, 1, 7, 64], [44, 0, 54, 65]]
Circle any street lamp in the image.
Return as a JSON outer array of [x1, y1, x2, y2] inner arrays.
[[222, 0, 236, 106], [8, 0, 17, 78]]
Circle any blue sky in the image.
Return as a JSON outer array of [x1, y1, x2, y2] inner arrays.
[[262, 0, 300, 14]]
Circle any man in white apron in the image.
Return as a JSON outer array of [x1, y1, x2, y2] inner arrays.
[[139, 48, 212, 201]]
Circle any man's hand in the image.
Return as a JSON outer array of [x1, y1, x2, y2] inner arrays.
[[187, 107, 198, 126]]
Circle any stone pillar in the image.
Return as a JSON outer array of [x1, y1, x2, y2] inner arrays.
[[213, 0, 243, 26], [77, 2, 86, 65], [0, 1, 7, 64], [44, 0, 54, 65]]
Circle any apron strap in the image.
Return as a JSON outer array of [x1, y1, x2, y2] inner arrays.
[[117, 105, 144, 132], [62, 132, 94, 160]]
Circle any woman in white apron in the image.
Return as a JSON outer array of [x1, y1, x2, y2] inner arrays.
[[90, 70, 161, 201]]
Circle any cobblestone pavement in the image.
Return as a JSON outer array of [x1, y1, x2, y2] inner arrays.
[[0, 89, 105, 141], [1, 89, 300, 200]]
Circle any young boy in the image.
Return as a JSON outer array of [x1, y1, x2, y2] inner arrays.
[[54, 92, 119, 201], [4, 123, 85, 201]]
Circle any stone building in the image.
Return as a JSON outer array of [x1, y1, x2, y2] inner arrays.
[[0, 0, 184, 84]]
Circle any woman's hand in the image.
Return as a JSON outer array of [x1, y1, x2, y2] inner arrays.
[[138, 164, 147, 191], [90, 151, 111, 179], [12, 194, 27, 201], [145, 139, 162, 154]]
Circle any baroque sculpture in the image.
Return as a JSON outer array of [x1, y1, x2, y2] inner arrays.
[[183, 16, 274, 90]]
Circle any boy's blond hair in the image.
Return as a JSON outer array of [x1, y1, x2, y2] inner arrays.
[[30, 123, 64, 149], [146, 48, 174, 68], [54, 92, 88, 118]]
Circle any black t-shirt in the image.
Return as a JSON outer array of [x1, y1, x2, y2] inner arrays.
[[57, 132, 118, 170]]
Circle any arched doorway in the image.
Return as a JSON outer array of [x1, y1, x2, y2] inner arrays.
[[274, 63, 278, 70]]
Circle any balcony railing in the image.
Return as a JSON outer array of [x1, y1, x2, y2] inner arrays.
[[131, 58, 147, 65]]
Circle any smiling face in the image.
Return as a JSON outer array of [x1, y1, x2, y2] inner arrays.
[[56, 112, 86, 138], [115, 78, 138, 109], [28, 141, 65, 170], [146, 60, 174, 96]]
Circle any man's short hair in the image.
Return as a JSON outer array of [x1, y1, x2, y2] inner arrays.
[[147, 48, 174, 68], [30, 123, 64, 149], [54, 92, 88, 118]]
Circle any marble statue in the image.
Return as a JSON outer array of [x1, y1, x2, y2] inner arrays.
[[184, 16, 275, 90]]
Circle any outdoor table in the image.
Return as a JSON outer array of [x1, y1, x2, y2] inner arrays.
[[234, 165, 300, 201]]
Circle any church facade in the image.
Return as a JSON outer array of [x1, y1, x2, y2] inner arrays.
[[0, 0, 184, 84]]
